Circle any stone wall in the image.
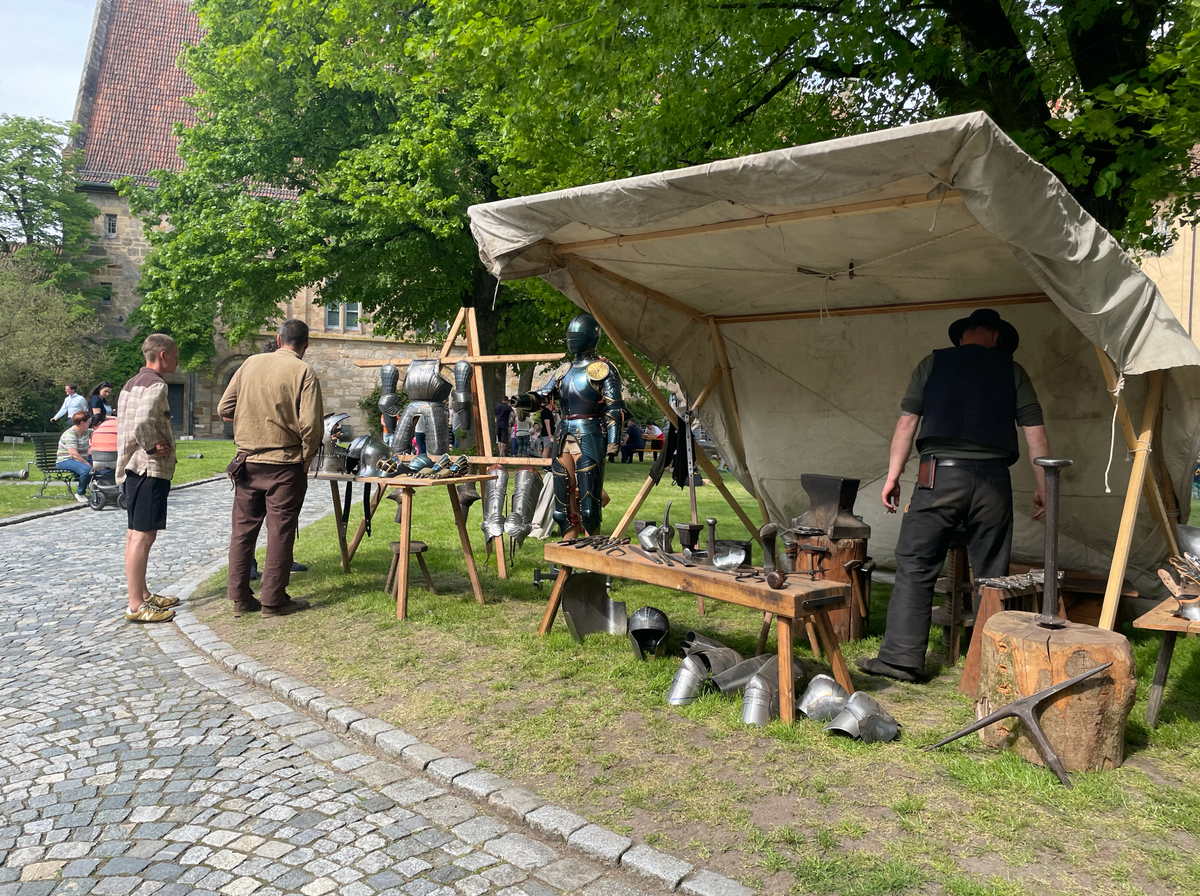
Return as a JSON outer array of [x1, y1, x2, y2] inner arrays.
[[82, 190, 147, 339]]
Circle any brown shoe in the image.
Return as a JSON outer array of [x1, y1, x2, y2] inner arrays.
[[145, 593, 180, 609], [125, 604, 176, 624], [233, 596, 263, 618], [261, 598, 310, 617]]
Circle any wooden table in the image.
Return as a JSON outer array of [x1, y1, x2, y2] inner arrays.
[[314, 472, 495, 618], [1133, 598, 1200, 727], [540, 542, 855, 723]]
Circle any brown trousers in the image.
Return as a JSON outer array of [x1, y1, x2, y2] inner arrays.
[[227, 461, 308, 606]]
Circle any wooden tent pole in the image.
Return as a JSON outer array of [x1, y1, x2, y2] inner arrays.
[[440, 307, 467, 359], [465, 306, 506, 577], [1095, 349, 1178, 558], [614, 475, 656, 538], [567, 262, 763, 546], [709, 318, 770, 525], [694, 368, 722, 412], [1099, 368, 1164, 630]]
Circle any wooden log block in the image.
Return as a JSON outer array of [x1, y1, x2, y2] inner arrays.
[[792, 535, 868, 642], [977, 611, 1137, 772]]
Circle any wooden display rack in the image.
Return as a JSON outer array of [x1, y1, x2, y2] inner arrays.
[[356, 305, 564, 578]]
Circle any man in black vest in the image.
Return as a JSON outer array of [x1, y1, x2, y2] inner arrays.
[[857, 309, 1050, 682]]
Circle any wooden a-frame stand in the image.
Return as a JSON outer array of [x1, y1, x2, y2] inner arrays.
[[356, 305, 563, 579]]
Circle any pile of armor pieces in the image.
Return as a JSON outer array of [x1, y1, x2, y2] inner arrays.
[[635, 615, 898, 742], [1159, 524, 1200, 621]]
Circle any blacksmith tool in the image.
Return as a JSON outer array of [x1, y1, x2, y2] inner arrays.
[[800, 544, 829, 580], [628, 544, 665, 564], [1034, 457, 1073, 629], [704, 518, 718, 566], [924, 661, 1112, 787]]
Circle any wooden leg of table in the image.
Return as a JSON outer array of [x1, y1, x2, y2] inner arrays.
[[539, 565, 572, 635], [756, 612, 773, 655], [698, 595, 705, 616], [395, 487, 413, 620], [348, 484, 385, 563], [813, 611, 854, 695], [777, 616, 795, 723], [959, 586, 1004, 697], [1146, 631, 1177, 728], [495, 535, 508, 579], [416, 553, 436, 594], [331, 481, 351, 573], [448, 484, 485, 606], [805, 619, 822, 659]]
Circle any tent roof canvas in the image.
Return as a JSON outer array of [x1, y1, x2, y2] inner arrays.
[[468, 112, 1200, 598]]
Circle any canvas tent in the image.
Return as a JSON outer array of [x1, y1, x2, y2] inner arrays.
[[467, 111, 1200, 610]]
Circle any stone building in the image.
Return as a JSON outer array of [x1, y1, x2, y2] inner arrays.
[[69, 0, 456, 438]]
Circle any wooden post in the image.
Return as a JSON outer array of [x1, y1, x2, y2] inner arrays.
[[331, 480, 352, 573], [709, 317, 770, 525], [614, 475, 656, 538], [440, 307, 467, 358], [348, 484, 385, 563], [777, 616, 796, 723], [693, 367, 723, 412], [539, 565, 573, 635], [1095, 349, 1179, 558], [395, 486, 413, 619], [447, 483, 486, 606], [1100, 369, 1164, 631]]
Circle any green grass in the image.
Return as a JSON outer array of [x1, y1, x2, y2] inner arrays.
[[188, 462, 1200, 896], [0, 438, 236, 519]]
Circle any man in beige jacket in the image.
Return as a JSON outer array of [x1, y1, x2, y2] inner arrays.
[[219, 319, 324, 617]]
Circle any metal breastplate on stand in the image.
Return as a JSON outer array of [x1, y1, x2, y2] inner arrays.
[[557, 363, 608, 460]]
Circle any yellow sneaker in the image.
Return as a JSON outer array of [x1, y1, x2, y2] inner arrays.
[[145, 594, 180, 609], [125, 603, 176, 624]]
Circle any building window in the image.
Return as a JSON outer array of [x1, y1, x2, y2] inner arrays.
[[104, 214, 117, 236], [98, 283, 112, 306], [325, 302, 361, 330]]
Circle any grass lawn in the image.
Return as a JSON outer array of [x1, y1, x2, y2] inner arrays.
[[188, 461, 1200, 896], [0, 438, 237, 519]]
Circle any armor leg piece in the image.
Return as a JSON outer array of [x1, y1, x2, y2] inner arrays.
[[551, 455, 573, 536], [575, 454, 604, 536]]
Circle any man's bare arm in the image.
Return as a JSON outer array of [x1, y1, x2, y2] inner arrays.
[[881, 413, 920, 512], [1021, 424, 1050, 521]]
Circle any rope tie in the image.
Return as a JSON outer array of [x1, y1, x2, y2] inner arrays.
[[1104, 373, 1126, 494]]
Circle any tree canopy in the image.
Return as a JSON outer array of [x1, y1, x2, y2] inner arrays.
[[0, 115, 103, 297]]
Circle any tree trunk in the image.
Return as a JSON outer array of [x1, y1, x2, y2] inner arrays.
[[977, 611, 1137, 772], [518, 363, 535, 394]]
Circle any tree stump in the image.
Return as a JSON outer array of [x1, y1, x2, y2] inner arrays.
[[792, 534, 868, 642], [977, 611, 1136, 772]]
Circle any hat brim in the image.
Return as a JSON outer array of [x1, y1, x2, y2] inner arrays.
[[949, 316, 1019, 354]]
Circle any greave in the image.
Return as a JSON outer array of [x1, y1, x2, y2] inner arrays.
[[482, 464, 508, 540], [503, 467, 540, 545]]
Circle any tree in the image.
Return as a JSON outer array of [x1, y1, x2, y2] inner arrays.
[[426, 0, 1200, 252], [119, 0, 577, 419], [0, 115, 103, 296], [0, 255, 107, 425]]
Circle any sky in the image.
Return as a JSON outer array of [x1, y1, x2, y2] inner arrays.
[[0, 0, 96, 123]]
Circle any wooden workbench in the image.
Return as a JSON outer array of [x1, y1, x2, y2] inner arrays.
[[540, 541, 854, 723], [313, 471, 495, 618], [1133, 598, 1200, 727]]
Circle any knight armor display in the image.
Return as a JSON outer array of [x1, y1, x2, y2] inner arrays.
[[503, 468, 541, 546], [535, 314, 629, 536], [393, 359, 453, 456], [482, 464, 508, 541], [379, 363, 402, 438]]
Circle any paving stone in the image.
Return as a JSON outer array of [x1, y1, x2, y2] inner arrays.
[[450, 817, 509, 846], [426, 759, 476, 785], [535, 859, 603, 892], [400, 744, 446, 772], [482, 835, 559, 872], [376, 730, 421, 758], [487, 789, 545, 822], [678, 871, 752, 896], [421, 797, 478, 828], [581, 880, 652, 896], [381, 780, 446, 807], [524, 808, 589, 843], [452, 772, 511, 801], [347, 718, 394, 745], [325, 708, 366, 734], [567, 826, 631, 867]]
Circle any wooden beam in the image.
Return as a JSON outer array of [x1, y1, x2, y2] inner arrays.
[[554, 191, 962, 255], [567, 260, 762, 546], [709, 317, 770, 526], [613, 475, 656, 538], [1100, 369, 1164, 631], [693, 367, 722, 411], [466, 307, 497, 461], [440, 307, 467, 359], [565, 256, 706, 322], [1095, 348, 1179, 558], [713, 293, 1050, 326], [355, 353, 564, 369]]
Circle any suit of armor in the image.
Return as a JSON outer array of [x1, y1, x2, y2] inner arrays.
[[536, 314, 628, 535]]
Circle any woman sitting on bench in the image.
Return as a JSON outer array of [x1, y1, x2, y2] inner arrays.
[[56, 411, 94, 502]]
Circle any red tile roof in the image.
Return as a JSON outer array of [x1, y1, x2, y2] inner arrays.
[[75, 0, 201, 186]]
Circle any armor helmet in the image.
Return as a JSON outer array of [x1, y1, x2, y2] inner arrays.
[[1175, 523, 1200, 557], [627, 606, 670, 660], [566, 314, 601, 355], [355, 438, 391, 478], [824, 692, 900, 743], [346, 435, 373, 460], [797, 674, 849, 722], [324, 413, 351, 444]]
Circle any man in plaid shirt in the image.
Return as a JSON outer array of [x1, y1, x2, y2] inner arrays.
[[116, 333, 182, 624]]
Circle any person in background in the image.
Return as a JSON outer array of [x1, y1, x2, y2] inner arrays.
[[414, 413, 427, 456], [494, 395, 513, 456], [88, 382, 114, 427], [621, 417, 645, 463], [116, 333, 181, 623], [220, 319, 323, 619], [538, 398, 557, 458], [514, 406, 533, 457], [56, 411, 94, 503], [51, 383, 87, 425], [643, 419, 664, 461]]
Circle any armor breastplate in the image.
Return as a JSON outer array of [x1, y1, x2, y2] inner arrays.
[[560, 362, 606, 419]]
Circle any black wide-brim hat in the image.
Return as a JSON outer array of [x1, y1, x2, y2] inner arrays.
[[948, 308, 1019, 354]]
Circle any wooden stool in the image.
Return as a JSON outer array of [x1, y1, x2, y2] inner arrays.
[[386, 541, 436, 595], [931, 527, 972, 664], [1133, 598, 1200, 727]]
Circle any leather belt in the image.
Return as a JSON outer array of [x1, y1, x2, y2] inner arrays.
[[926, 456, 1007, 468]]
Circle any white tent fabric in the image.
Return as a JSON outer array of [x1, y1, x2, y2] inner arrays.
[[468, 112, 1200, 599]]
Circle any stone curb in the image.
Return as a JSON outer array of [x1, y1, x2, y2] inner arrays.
[[157, 516, 744, 896], [0, 473, 226, 528]]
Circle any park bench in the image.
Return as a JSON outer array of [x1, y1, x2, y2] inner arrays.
[[23, 432, 79, 498]]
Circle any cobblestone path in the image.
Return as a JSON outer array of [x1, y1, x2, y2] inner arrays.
[[0, 483, 658, 896]]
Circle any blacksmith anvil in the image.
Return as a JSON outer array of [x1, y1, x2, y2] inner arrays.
[[791, 474, 871, 541]]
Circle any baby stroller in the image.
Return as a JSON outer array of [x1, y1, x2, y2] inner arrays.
[[88, 418, 126, 511]]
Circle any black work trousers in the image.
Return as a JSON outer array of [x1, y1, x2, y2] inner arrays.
[[879, 460, 1013, 671], [227, 462, 308, 606]]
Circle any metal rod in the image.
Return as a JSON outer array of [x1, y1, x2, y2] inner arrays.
[[684, 408, 698, 526], [1034, 457, 1073, 628]]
